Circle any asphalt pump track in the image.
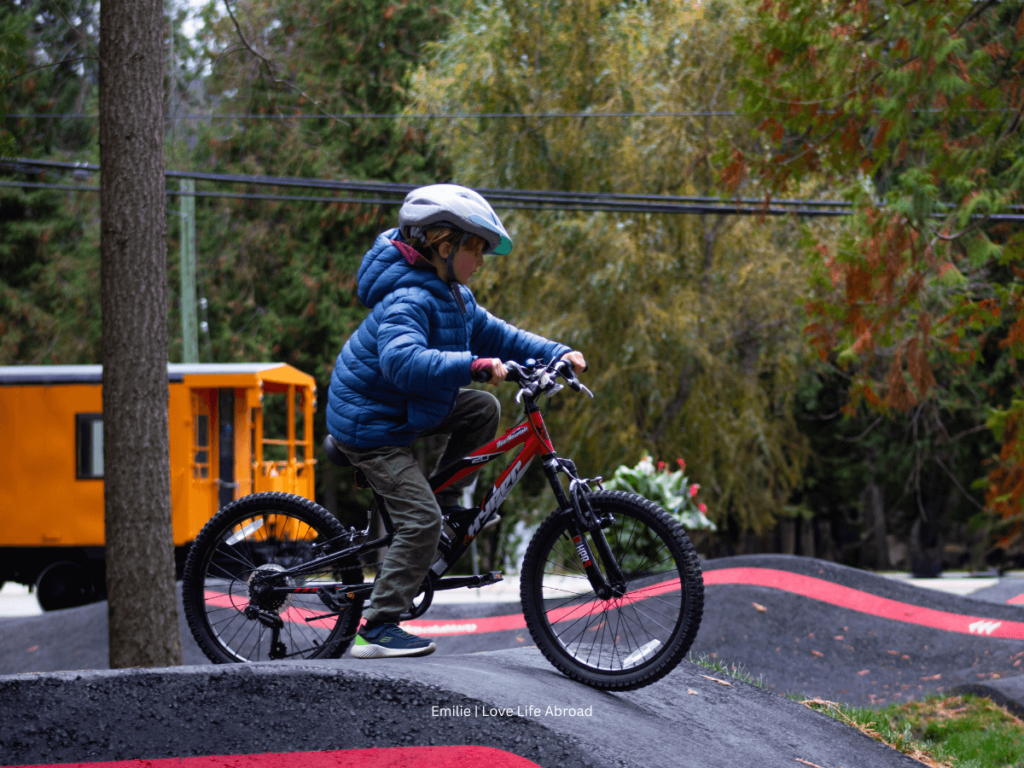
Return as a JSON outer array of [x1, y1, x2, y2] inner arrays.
[[2, 555, 1024, 767]]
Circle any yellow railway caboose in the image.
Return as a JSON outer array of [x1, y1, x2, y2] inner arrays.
[[0, 363, 318, 610]]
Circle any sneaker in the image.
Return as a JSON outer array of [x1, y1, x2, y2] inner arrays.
[[351, 622, 436, 659]]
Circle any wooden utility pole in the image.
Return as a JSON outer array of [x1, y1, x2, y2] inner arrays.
[[180, 178, 198, 363], [99, 0, 182, 668]]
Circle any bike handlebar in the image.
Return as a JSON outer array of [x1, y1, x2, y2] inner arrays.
[[471, 357, 593, 399]]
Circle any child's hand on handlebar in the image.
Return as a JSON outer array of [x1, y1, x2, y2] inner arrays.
[[487, 358, 508, 384], [471, 357, 508, 384], [560, 350, 588, 372]]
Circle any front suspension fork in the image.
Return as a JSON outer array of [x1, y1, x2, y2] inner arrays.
[[543, 455, 625, 599], [568, 519, 626, 600]]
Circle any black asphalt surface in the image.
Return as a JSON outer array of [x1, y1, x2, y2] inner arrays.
[[3, 554, 1024, 766], [966, 578, 1024, 605], [695, 555, 1024, 708], [0, 588, 530, 675], [0, 651, 925, 768], [955, 674, 1024, 718]]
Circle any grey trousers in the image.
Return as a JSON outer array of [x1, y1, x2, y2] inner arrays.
[[338, 389, 500, 624]]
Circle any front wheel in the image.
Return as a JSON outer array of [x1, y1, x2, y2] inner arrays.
[[182, 492, 363, 663], [520, 491, 703, 690]]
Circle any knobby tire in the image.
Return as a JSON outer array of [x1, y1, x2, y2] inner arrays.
[[520, 490, 703, 690], [182, 492, 363, 664]]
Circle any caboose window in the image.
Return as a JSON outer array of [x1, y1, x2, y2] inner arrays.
[[194, 413, 209, 478], [76, 414, 104, 479]]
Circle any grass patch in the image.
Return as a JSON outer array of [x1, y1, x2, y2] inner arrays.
[[797, 694, 1024, 768], [686, 652, 767, 689], [685, 656, 1024, 766]]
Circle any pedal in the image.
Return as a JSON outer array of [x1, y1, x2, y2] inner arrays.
[[480, 571, 503, 587], [316, 586, 345, 612], [434, 571, 504, 591]]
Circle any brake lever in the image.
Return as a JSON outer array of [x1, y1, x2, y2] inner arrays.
[[555, 359, 594, 398]]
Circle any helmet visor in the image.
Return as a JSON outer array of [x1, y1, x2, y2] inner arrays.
[[468, 214, 513, 256]]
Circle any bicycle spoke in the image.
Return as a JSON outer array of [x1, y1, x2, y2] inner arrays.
[[620, 600, 665, 642], [541, 570, 591, 581], [189, 500, 361, 663], [608, 601, 625, 669], [616, 600, 648, 664], [593, 608, 608, 668], [533, 503, 693, 675], [621, 596, 681, 625], [541, 583, 596, 604], [210, 544, 260, 573]]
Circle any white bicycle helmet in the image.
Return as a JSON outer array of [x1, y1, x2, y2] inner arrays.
[[399, 184, 513, 256]]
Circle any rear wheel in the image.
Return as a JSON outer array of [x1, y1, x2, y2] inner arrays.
[[182, 492, 363, 663], [520, 491, 703, 690]]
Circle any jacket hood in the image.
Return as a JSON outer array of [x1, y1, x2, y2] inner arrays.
[[357, 228, 449, 309]]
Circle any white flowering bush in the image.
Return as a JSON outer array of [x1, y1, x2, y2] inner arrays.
[[604, 455, 716, 531]]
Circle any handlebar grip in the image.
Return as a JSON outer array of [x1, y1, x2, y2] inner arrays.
[[471, 368, 493, 383]]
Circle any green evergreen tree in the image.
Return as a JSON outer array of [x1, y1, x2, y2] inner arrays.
[[177, 0, 453, 521], [0, 0, 101, 366]]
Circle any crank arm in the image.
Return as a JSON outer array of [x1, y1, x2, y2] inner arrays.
[[433, 572, 503, 591], [271, 583, 373, 599], [303, 610, 347, 623]]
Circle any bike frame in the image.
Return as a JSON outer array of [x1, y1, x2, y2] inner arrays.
[[269, 398, 561, 586], [425, 398, 562, 568], [258, 381, 624, 615]]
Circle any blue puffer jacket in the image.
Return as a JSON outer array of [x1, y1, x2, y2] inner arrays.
[[327, 229, 571, 449]]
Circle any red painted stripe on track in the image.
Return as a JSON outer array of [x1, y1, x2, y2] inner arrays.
[[400, 614, 526, 635], [203, 578, 683, 637], [8, 746, 542, 768], [203, 591, 336, 626], [401, 578, 682, 636], [1007, 593, 1024, 605], [703, 568, 1024, 639], [204, 569, 1024, 640]]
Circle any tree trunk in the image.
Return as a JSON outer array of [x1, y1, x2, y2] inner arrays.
[[816, 518, 838, 562], [779, 519, 796, 555], [860, 482, 889, 571], [799, 517, 815, 559], [100, 0, 181, 668]]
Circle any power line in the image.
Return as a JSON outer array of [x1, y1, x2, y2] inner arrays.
[[9, 108, 1012, 121], [0, 180, 853, 216], [4, 159, 1023, 221], [0, 157, 854, 211], [8, 110, 740, 120]]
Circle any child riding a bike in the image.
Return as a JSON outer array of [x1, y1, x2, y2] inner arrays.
[[326, 184, 586, 658]]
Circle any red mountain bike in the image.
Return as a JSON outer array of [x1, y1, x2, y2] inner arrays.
[[183, 358, 704, 690]]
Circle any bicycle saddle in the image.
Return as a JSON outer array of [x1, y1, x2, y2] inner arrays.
[[323, 434, 352, 467]]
